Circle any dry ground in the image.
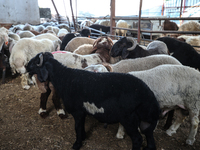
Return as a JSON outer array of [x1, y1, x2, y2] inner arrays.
[[0, 71, 200, 150]]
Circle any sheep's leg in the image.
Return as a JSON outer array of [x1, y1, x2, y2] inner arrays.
[[1, 68, 6, 84], [52, 90, 68, 119], [39, 88, 51, 118], [140, 121, 157, 150], [166, 109, 187, 136], [163, 110, 174, 130], [120, 114, 143, 150], [21, 73, 30, 90], [72, 111, 86, 150], [186, 110, 199, 145], [116, 123, 125, 139]]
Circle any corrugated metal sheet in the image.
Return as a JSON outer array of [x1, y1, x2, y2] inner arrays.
[[164, 0, 200, 17]]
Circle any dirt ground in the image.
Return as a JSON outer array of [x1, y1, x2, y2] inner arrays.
[[0, 71, 200, 150]]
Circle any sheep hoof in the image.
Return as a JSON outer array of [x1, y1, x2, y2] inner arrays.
[[40, 112, 49, 119], [59, 114, 68, 119], [23, 85, 30, 90], [186, 138, 195, 145], [57, 109, 67, 119], [166, 129, 176, 136], [72, 141, 82, 150], [116, 133, 124, 139], [143, 147, 156, 150]]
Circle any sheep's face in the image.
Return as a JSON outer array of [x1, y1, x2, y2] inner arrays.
[[16, 66, 26, 74], [110, 37, 131, 57]]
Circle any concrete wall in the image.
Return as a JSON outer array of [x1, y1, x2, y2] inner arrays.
[[0, 0, 40, 25]]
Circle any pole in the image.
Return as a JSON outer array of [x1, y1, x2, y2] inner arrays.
[[137, 0, 143, 43], [110, 0, 116, 39], [70, 0, 77, 32], [51, 0, 61, 24]]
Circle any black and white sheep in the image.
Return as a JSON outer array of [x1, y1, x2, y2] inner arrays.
[[26, 52, 160, 150], [86, 63, 200, 146], [32, 36, 120, 119], [156, 36, 200, 70], [110, 37, 169, 59]]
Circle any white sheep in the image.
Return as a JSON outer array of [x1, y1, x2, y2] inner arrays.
[[116, 20, 129, 39], [8, 32, 20, 41], [32, 25, 45, 32], [9, 38, 60, 89], [178, 21, 200, 32], [129, 65, 200, 146], [177, 35, 200, 52], [64, 37, 95, 52], [84, 54, 181, 73], [99, 20, 110, 26], [52, 51, 103, 69], [85, 63, 200, 146], [73, 44, 94, 55], [57, 28, 69, 37], [52, 26, 60, 35], [31, 33, 62, 45], [17, 30, 35, 38], [80, 19, 93, 29], [146, 40, 169, 54], [23, 23, 34, 31], [0, 27, 9, 51]]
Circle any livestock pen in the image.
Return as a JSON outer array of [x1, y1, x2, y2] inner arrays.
[[1, 0, 200, 150]]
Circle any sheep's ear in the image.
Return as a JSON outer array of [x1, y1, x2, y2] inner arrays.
[[37, 67, 49, 82], [122, 49, 129, 59]]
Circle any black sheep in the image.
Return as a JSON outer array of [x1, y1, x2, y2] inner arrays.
[[89, 24, 110, 34], [157, 36, 200, 70], [110, 37, 168, 59], [27, 52, 160, 150], [60, 29, 91, 50]]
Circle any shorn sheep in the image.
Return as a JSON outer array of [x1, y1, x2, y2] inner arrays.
[[9, 38, 60, 89], [110, 37, 169, 59], [157, 36, 200, 70], [64, 37, 95, 52], [86, 63, 200, 146], [27, 52, 160, 150], [84, 54, 181, 73]]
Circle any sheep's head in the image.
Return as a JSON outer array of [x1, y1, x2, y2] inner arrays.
[[110, 37, 137, 59], [26, 52, 54, 82], [92, 36, 113, 52], [92, 36, 114, 62]]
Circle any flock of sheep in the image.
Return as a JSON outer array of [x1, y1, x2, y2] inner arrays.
[[1, 19, 200, 150]]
